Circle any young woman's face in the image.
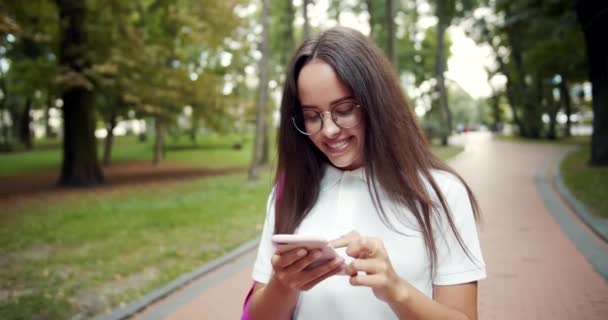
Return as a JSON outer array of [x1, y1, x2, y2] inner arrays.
[[297, 61, 365, 170]]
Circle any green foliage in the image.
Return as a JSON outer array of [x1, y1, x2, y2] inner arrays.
[[470, 0, 587, 139], [449, 81, 479, 127], [0, 0, 247, 151]]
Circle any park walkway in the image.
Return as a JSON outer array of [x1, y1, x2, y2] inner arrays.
[[127, 132, 608, 320]]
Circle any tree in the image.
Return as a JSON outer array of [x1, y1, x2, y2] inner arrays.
[[576, 0, 608, 166], [249, 0, 270, 181], [55, 0, 104, 186], [430, 0, 478, 145], [302, 0, 311, 40], [1, 0, 58, 149], [386, 0, 396, 67]]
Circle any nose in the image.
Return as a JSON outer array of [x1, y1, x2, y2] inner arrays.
[[320, 111, 340, 137]]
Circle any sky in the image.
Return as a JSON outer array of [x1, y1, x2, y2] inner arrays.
[[300, 0, 495, 100]]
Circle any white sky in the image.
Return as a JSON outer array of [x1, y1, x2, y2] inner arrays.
[[302, 0, 494, 99]]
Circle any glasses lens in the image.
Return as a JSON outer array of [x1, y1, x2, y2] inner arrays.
[[292, 103, 362, 135], [293, 110, 322, 135], [332, 102, 362, 129]]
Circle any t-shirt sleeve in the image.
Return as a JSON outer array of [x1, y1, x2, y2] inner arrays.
[[433, 174, 486, 286], [251, 188, 276, 284]]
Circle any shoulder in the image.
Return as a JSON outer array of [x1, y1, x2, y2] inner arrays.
[[427, 169, 468, 198]]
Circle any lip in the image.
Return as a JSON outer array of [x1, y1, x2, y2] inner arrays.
[[324, 137, 351, 154]]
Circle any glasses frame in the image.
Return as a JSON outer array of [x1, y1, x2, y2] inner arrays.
[[291, 102, 363, 136]]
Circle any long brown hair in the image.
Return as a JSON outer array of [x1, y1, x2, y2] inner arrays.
[[274, 26, 481, 274]]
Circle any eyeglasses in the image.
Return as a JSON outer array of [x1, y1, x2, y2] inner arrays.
[[291, 101, 363, 136]]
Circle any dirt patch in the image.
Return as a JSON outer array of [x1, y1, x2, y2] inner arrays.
[[0, 161, 246, 210], [68, 267, 160, 319]]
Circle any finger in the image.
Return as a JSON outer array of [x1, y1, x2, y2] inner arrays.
[[283, 249, 324, 273], [271, 248, 308, 269], [345, 237, 380, 259], [329, 230, 360, 248], [349, 273, 385, 288], [300, 257, 345, 290], [348, 258, 386, 275]]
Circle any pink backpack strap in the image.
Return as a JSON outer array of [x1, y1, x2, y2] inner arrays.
[[241, 175, 285, 319]]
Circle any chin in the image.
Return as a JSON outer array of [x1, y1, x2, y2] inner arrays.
[[330, 157, 362, 170]]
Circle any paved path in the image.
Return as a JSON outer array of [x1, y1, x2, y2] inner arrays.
[[130, 132, 608, 319]]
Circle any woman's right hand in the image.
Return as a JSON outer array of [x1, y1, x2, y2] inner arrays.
[[271, 248, 344, 292]]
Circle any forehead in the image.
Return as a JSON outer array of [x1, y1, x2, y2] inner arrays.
[[297, 61, 352, 109]]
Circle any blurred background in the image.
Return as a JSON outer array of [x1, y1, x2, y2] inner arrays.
[[0, 0, 605, 319]]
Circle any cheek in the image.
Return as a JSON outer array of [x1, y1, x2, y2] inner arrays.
[[309, 136, 323, 148]]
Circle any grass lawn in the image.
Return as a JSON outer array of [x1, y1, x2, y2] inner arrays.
[[0, 134, 251, 177], [560, 147, 608, 219], [431, 145, 464, 160], [0, 139, 462, 319], [0, 172, 274, 319], [494, 134, 591, 146]]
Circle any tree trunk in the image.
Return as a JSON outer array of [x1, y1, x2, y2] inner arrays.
[[0, 70, 9, 149], [366, 0, 375, 37], [435, 21, 452, 146], [332, 0, 341, 22], [249, 0, 270, 181], [45, 95, 54, 137], [20, 98, 33, 149], [505, 80, 524, 136], [56, 0, 103, 186], [302, 0, 310, 40], [190, 108, 198, 145], [545, 82, 558, 140], [261, 120, 269, 165], [9, 106, 20, 145], [491, 93, 501, 132], [102, 112, 116, 165], [282, 0, 295, 68], [508, 26, 541, 139], [386, 0, 397, 68], [0, 101, 7, 150], [577, 0, 607, 166], [153, 116, 165, 165], [559, 77, 572, 137]]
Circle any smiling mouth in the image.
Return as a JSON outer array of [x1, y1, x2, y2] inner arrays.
[[325, 138, 351, 153]]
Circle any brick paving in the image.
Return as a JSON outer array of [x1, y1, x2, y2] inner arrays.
[[131, 132, 608, 320]]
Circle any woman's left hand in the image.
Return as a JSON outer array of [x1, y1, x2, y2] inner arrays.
[[330, 230, 411, 304]]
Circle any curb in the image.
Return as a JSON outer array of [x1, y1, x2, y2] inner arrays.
[[102, 237, 260, 320], [535, 149, 608, 280], [553, 149, 608, 243]]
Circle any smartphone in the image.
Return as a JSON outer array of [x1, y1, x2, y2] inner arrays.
[[271, 234, 338, 270]]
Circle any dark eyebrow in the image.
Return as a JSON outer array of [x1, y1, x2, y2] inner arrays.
[[301, 95, 355, 109]]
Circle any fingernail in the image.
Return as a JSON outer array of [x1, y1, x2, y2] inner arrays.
[[297, 249, 307, 257], [313, 251, 322, 258]]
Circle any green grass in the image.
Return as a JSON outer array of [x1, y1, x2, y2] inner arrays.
[[494, 134, 591, 146], [560, 147, 608, 219], [0, 172, 273, 319], [431, 145, 464, 160], [0, 134, 252, 177]]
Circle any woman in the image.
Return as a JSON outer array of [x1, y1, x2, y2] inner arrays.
[[246, 26, 486, 320]]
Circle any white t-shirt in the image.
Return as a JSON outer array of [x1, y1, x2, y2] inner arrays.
[[252, 165, 486, 319]]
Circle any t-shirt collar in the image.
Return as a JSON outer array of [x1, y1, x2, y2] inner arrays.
[[321, 163, 367, 189]]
